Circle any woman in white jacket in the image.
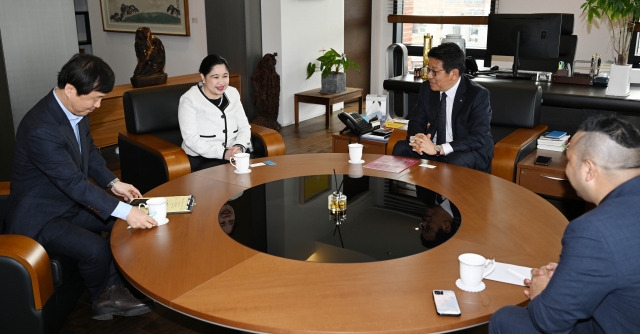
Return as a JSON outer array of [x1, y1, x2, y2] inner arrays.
[[178, 55, 252, 171]]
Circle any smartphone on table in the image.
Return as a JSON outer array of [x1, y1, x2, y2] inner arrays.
[[534, 155, 552, 166], [433, 290, 461, 316]]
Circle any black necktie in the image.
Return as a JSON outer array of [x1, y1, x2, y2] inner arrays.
[[436, 92, 447, 145]]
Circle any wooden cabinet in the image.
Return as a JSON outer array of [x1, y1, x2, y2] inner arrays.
[[332, 133, 387, 154], [516, 150, 580, 200], [91, 73, 240, 148]]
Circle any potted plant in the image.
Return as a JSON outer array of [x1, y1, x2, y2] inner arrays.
[[306, 48, 360, 94], [581, 0, 640, 95]]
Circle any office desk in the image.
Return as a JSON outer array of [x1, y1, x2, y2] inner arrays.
[[384, 75, 640, 133], [111, 153, 568, 333]]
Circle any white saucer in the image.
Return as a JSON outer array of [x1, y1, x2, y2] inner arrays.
[[455, 279, 485, 292], [349, 159, 365, 164], [234, 169, 252, 174], [156, 217, 169, 226]]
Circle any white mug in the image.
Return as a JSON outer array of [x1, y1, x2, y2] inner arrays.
[[348, 143, 363, 162], [230, 152, 250, 172], [139, 197, 168, 225], [458, 253, 496, 287]]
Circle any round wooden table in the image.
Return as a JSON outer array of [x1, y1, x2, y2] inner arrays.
[[111, 153, 568, 333]]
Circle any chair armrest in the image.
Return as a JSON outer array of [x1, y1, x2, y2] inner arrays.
[[250, 123, 286, 156], [118, 132, 191, 181], [0, 235, 54, 310], [0, 181, 9, 196], [386, 129, 407, 155], [492, 124, 548, 182]]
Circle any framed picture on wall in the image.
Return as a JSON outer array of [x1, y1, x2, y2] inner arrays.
[[100, 0, 190, 36]]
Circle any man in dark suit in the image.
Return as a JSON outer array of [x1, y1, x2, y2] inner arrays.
[[392, 42, 493, 172], [4, 54, 157, 320], [489, 116, 640, 333]]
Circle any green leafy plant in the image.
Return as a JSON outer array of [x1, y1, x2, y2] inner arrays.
[[581, 0, 640, 64], [306, 48, 360, 80]]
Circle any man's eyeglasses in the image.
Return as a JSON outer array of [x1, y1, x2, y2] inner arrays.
[[425, 67, 445, 76]]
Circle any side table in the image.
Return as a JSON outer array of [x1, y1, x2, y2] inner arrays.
[[516, 149, 579, 200], [295, 87, 363, 128], [332, 132, 387, 154]]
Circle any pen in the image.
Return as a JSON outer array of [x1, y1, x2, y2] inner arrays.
[[597, 55, 601, 76], [589, 54, 595, 78]]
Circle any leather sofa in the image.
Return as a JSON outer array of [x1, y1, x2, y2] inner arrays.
[[386, 81, 547, 182], [0, 181, 85, 334], [118, 79, 286, 194]]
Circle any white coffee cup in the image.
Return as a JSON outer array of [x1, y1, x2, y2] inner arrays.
[[230, 152, 250, 172], [139, 197, 168, 225], [348, 143, 363, 162], [458, 253, 496, 287]]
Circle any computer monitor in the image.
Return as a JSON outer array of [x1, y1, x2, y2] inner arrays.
[[486, 13, 562, 79]]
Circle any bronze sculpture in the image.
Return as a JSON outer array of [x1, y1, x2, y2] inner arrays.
[[251, 53, 281, 130], [130, 27, 167, 87]]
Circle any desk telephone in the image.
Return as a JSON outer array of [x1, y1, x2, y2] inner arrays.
[[338, 112, 373, 136]]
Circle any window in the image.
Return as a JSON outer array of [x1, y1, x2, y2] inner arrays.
[[389, 0, 497, 71]]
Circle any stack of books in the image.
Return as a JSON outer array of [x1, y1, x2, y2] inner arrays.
[[537, 131, 570, 152]]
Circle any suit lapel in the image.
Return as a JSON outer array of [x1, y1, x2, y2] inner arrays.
[[429, 90, 440, 138], [49, 92, 84, 172], [452, 77, 467, 122], [78, 118, 90, 174]]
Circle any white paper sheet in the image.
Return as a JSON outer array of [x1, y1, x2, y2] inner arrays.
[[485, 262, 533, 286]]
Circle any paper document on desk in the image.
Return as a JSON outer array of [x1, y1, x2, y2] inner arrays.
[[485, 262, 532, 286]]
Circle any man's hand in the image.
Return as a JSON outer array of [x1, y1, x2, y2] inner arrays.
[[111, 181, 142, 202], [524, 262, 557, 300], [125, 207, 157, 229], [409, 133, 437, 155]]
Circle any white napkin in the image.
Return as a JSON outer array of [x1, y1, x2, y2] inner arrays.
[[484, 262, 532, 286]]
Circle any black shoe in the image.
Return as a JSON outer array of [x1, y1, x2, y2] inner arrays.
[[92, 285, 154, 320]]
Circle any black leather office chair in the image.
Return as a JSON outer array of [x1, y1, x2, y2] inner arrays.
[[0, 182, 85, 334]]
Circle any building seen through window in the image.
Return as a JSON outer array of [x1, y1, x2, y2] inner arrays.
[[392, 0, 495, 71]]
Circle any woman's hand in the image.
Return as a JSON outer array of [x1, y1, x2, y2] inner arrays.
[[224, 146, 243, 160]]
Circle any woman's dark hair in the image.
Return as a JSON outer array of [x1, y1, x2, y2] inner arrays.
[[199, 54, 230, 76], [428, 42, 466, 74], [57, 54, 115, 95]]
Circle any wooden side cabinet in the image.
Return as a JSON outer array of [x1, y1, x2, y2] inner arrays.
[[332, 133, 387, 154], [516, 150, 580, 200]]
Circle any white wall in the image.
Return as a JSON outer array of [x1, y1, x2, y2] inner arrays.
[[262, 0, 345, 126], [86, 0, 208, 85], [0, 0, 78, 131]]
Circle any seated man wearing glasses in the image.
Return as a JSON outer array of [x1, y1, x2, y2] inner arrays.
[[392, 42, 494, 173]]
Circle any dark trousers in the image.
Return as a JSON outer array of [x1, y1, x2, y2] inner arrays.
[[489, 306, 599, 334], [35, 207, 122, 301], [188, 153, 258, 172]]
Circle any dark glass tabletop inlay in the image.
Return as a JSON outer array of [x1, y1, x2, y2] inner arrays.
[[218, 174, 461, 263]]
